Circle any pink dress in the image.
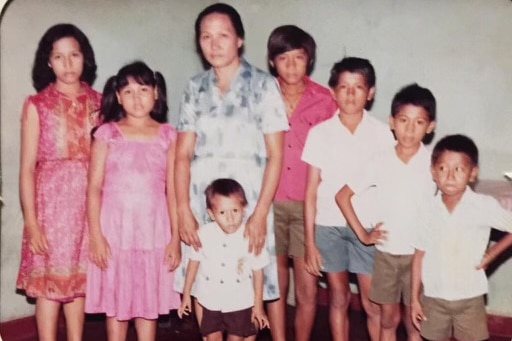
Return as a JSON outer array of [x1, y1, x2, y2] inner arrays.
[[85, 122, 181, 320], [16, 83, 101, 301]]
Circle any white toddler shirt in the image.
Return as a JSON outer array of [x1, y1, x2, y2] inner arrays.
[[190, 222, 270, 312]]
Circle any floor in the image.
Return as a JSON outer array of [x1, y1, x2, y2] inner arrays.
[[72, 305, 509, 341]]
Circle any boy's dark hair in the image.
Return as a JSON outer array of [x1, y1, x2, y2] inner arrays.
[[205, 178, 248, 210], [391, 83, 436, 121], [32, 23, 97, 92], [328, 57, 375, 89], [99, 61, 168, 123], [195, 2, 245, 65], [267, 25, 316, 76], [431, 134, 479, 166]]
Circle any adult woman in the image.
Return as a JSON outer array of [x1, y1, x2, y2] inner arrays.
[[173, 2, 288, 337]]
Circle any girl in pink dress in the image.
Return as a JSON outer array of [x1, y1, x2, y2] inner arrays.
[[85, 61, 181, 341], [16, 23, 101, 341]]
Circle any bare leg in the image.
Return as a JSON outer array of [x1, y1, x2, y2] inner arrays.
[[134, 318, 157, 341], [35, 297, 61, 341], [267, 254, 289, 341], [327, 271, 351, 341], [402, 305, 422, 341], [106, 317, 129, 341], [293, 256, 318, 341], [62, 297, 85, 341], [357, 273, 380, 341], [194, 298, 207, 341], [379, 303, 400, 341], [206, 331, 223, 341]]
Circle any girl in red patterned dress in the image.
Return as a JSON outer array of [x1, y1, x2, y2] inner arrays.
[[16, 23, 101, 341]]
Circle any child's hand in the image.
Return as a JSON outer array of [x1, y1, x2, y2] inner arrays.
[[251, 305, 269, 329], [89, 233, 111, 270], [178, 296, 192, 318], [164, 240, 181, 271], [476, 251, 493, 270], [362, 222, 387, 246], [304, 243, 324, 277], [27, 225, 49, 255], [410, 300, 426, 331], [245, 211, 267, 255]]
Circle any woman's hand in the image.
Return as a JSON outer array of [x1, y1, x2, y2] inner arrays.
[[178, 209, 201, 251], [89, 233, 111, 270], [164, 239, 181, 271], [244, 211, 267, 255], [27, 224, 48, 255]]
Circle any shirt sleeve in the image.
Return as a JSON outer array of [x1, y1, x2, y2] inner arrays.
[[301, 124, 322, 168], [177, 80, 198, 132], [484, 195, 512, 232], [93, 123, 114, 142], [248, 249, 270, 271], [259, 76, 289, 134]]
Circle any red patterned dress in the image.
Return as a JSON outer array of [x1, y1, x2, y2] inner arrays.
[[16, 83, 101, 301]]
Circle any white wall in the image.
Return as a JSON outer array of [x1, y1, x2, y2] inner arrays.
[[1, 0, 512, 321]]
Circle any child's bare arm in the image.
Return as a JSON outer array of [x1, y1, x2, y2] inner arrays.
[[165, 140, 181, 271], [304, 165, 323, 276], [178, 259, 200, 318], [251, 268, 269, 329], [477, 232, 512, 270], [410, 249, 426, 330], [335, 184, 386, 245]]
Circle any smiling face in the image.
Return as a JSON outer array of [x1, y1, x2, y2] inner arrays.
[[207, 194, 245, 234], [271, 48, 308, 86], [49, 36, 84, 88], [198, 12, 243, 70], [390, 104, 435, 150], [116, 78, 157, 119], [330, 71, 375, 116], [431, 150, 478, 200]]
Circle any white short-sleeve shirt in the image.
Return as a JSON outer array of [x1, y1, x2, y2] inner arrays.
[[348, 144, 435, 254], [301, 111, 394, 226], [190, 222, 270, 312], [414, 188, 512, 300]]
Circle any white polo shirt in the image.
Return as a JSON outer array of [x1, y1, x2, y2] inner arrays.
[[348, 143, 435, 254], [190, 222, 270, 312], [301, 111, 394, 226], [414, 188, 512, 300]]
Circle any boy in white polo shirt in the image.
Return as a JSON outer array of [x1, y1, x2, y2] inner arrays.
[[178, 178, 269, 340], [302, 57, 395, 341], [411, 134, 512, 341], [336, 83, 437, 341]]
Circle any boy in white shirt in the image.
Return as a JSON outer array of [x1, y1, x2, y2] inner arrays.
[[178, 178, 269, 340], [336, 83, 437, 341], [411, 134, 512, 341], [302, 57, 395, 341]]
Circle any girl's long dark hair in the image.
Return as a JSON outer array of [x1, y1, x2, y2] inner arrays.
[[100, 61, 168, 123], [32, 23, 97, 92]]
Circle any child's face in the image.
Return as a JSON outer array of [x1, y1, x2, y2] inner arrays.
[[49, 37, 84, 87], [431, 151, 478, 198], [207, 194, 245, 234], [271, 48, 308, 86], [389, 104, 435, 149], [116, 78, 157, 119], [330, 71, 375, 116], [199, 13, 243, 70]]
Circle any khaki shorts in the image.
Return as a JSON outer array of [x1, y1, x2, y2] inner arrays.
[[420, 295, 489, 341], [369, 250, 412, 305], [273, 200, 305, 257]]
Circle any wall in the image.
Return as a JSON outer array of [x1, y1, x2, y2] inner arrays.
[[1, 0, 511, 321]]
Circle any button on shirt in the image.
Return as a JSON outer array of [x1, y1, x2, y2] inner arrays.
[[190, 222, 270, 312], [414, 188, 512, 300], [301, 112, 395, 226], [348, 144, 436, 255], [274, 77, 336, 202]]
